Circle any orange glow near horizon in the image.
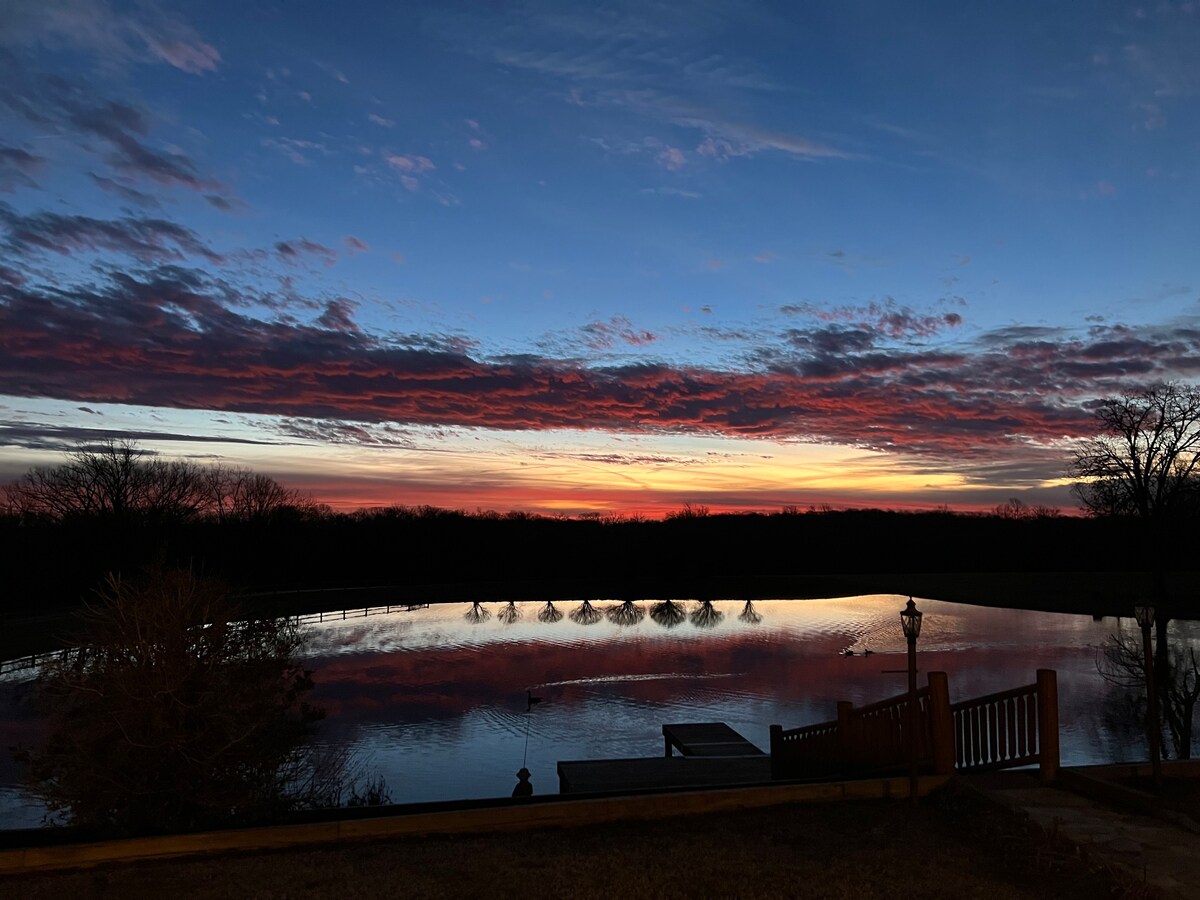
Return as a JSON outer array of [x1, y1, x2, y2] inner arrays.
[[0, 404, 1077, 518]]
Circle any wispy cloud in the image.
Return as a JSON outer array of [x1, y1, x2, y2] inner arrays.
[[0, 0, 221, 74], [578, 315, 658, 350], [0, 145, 45, 192], [0, 202, 223, 263], [275, 239, 337, 268], [0, 61, 228, 195]]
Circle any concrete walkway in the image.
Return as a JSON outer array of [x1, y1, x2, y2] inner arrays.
[[969, 769, 1200, 899]]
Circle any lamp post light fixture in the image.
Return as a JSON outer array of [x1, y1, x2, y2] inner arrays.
[[900, 597, 923, 803], [900, 598, 923, 693], [1133, 604, 1163, 788]]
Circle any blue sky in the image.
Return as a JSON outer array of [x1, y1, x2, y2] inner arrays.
[[2, 1, 1199, 514]]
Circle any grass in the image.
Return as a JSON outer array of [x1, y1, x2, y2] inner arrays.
[[0, 789, 1157, 900]]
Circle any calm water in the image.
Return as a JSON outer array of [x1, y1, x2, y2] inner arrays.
[[0, 595, 1185, 827]]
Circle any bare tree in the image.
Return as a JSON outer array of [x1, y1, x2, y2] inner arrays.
[[13, 568, 327, 833], [1070, 383, 1200, 521], [205, 465, 311, 523], [4, 440, 208, 524], [1069, 383, 1200, 664], [4, 443, 311, 526]]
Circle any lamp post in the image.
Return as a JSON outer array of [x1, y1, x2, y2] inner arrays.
[[1133, 605, 1163, 788], [901, 598, 923, 693], [900, 598, 923, 803]]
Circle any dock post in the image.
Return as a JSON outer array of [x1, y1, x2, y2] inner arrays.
[[837, 701, 854, 770], [927, 671, 955, 775], [769, 724, 782, 779], [1036, 669, 1059, 785]]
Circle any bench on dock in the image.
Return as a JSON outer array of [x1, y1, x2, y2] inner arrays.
[[663, 722, 765, 758]]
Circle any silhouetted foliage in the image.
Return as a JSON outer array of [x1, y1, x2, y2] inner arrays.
[[2, 441, 312, 528], [5, 443, 1200, 637], [498, 600, 521, 625], [1070, 383, 1200, 521], [1070, 383, 1200, 665], [13, 568, 326, 835], [4, 440, 209, 525], [992, 498, 1061, 520]]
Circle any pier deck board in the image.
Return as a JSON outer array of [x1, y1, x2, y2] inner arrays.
[[662, 722, 765, 758], [557, 756, 772, 794]]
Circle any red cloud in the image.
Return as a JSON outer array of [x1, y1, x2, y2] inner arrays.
[[3, 267, 1186, 463]]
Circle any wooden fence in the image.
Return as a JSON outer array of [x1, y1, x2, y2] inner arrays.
[[951, 670, 1058, 776], [770, 669, 1058, 783]]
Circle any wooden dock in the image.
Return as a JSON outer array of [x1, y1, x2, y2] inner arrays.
[[557, 756, 772, 794], [558, 722, 768, 794], [662, 722, 765, 758]]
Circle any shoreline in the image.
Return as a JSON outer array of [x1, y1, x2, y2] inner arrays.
[[2, 569, 1192, 662]]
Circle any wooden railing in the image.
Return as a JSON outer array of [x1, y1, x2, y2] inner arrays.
[[770, 669, 1058, 783], [950, 670, 1058, 777], [770, 686, 933, 779], [294, 603, 429, 625]]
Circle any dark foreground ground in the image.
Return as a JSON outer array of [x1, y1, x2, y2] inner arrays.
[[0, 791, 1153, 900]]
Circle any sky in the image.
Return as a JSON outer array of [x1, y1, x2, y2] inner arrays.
[[1, 1, 1199, 516]]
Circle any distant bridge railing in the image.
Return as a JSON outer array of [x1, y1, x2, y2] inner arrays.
[[294, 603, 429, 626], [0, 650, 67, 678], [770, 669, 1058, 783], [0, 604, 434, 677]]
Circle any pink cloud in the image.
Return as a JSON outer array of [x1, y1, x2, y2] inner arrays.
[[143, 36, 221, 74], [386, 154, 434, 173], [658, 146, 686, 171]]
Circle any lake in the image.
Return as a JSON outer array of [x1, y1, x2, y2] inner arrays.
[[0, 594, 1180, 828]]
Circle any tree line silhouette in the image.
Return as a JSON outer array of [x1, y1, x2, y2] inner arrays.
[[3, 438, 1199, 627]]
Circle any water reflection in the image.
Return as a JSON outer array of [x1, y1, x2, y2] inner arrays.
[[464, 601, 490, 624], [739, 600, 762, 624], [650, 599, 687, 629], [569, 599, 603, 625], [2, 595, 1193, 827], [459, 597, 763, 631], [537, 601, 564, 624], [607, 600, 646, 627], [690, 599, 723, 629]]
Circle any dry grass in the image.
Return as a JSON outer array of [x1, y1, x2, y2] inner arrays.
[[0, 791, 1156, 900]]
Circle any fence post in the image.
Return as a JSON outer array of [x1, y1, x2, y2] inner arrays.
[[769, 724, 782, 780], [927, 671, 955, 775], [837, 701, 854, 769], [1036, 669, 1059, 785]]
